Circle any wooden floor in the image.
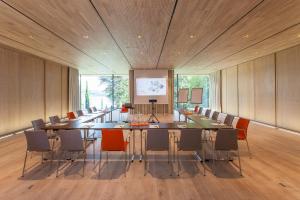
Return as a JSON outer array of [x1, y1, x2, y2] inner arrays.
[[0, 114, 300, 200]]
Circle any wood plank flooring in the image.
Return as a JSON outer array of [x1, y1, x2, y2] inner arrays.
[[0, 114, 299, 200]]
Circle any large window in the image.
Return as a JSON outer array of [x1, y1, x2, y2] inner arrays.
[[174, 75, 209, 109], [80, 75, 129, 110]]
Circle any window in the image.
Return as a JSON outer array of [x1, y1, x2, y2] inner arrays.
[[174, 75, 209, 109], [80, 75, 129, 110]]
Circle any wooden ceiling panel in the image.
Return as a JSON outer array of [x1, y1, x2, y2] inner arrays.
[[91, 0, 175, 68], [3, 0, 129, 74], [182, 0, 300, 71], [157, 0, 261, 68], [0, 1, 112, 74], [209, 24, 300, 72]]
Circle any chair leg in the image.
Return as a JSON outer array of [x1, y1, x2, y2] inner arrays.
[[213, 150, 216, 175], [93, 138, 96, 165], [144, 150, 147, 176], [49, 150, 54, 174], [98, 149, 102, 176], [21, 151, 28, 177], [82, 151, 86, 177], [202, 148, 206, 176], [177, 149, 180, 176], [124, 151, 127, 177], [237, 149, 242, 176], [56, 151, 63, 177], [245, 139, 252, 158]]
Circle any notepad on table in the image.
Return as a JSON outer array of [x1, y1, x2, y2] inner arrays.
[[114, 124, 125, 128], [149, 124, 159, 128], [211, 123, 225, 126], [177, 124, 187, 128]]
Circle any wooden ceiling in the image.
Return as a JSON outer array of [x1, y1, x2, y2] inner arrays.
[[0, 0, 300, 74]]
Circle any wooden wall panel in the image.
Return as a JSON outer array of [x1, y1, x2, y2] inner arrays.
[[0, 47, 20, 134], [253, 54, 275, 125], [238, 61, 254, 119], [45, 61, 62, 119], [276, 45, 300, 131], [225, 66, 238, 115], [19, 54, 44, 128], [61, 66, 68, 117]]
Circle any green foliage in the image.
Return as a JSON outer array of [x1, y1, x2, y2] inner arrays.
[[85, 80, 90, 109], [99, 76, 129, 108]]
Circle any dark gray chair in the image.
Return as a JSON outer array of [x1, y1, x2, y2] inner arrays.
[[77, 110, 84, 117], [144, 129, 171, 176], [175, 129, 206, 176], [211, 111, 219, 120], [92, 106, 97, 112], [224, 114, 234, 126], [22, 130, 54, 177], [198, 107, 203, 115], [56, 130, 86, 177], [49, 115, 60, 125], [31, 119, 45, 130], [87, 108, 93, 114], [32, 118, 56, 145], [213, 129, 242, 176], [205, 109, 211, 118]]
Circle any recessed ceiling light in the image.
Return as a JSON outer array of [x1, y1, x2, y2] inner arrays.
[[83, 35, 89, 39], [189, 35, 195, 39], [243, 34, 249, 38], [137, 35, 142, 39], [28, 35, 34, 39]]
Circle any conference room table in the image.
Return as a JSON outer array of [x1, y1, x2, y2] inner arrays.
[[45, 116, 232, 162]]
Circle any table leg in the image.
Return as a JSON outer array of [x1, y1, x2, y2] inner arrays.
[[131, 130, 135, 162], [139, 129, 143, 162]]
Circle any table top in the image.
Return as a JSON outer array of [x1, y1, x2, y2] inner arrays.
[[45, 120, 231, 130], [186, 115, 232, 129]]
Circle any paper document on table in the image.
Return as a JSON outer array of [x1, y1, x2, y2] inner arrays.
[[149, 124, 159, 128], [54, 123, 68, 126], [211, 123, 225, 126], [82, 123, 95, 128], [114, 124, 125, 128], [177, 124, 187, 128]]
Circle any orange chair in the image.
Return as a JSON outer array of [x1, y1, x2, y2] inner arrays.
[[119, 104, 129, 121], [236, 118, 251, 158], [99, 129, 130, 176], [67, 112, 76, 120]]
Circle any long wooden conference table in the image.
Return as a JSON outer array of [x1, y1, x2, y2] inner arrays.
[[45, 112, 232, 162]]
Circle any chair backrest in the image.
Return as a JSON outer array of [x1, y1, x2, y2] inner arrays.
[[31, 119, 45, 130], [77, 110, 84, 117], [121, 104, 128, 112], [211, 111, 219, 120], [67, 112, 76, 120], [198, 107, 203, 115], [92, 106, 97, 112], [87, 108, 93, 114], [205, 109, 211, 118], [236, 118, 250, 139], [215, 129, 238, 151], [101, 129, 126, 151], [146, 129, 169, 151], [194, 106, 199, 113], [24, 130, 51, 152], [58, 130, 84, 151], [224, 114, 234, 126], [179, 129, 203, 151], [49, 115, 60, 124]]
